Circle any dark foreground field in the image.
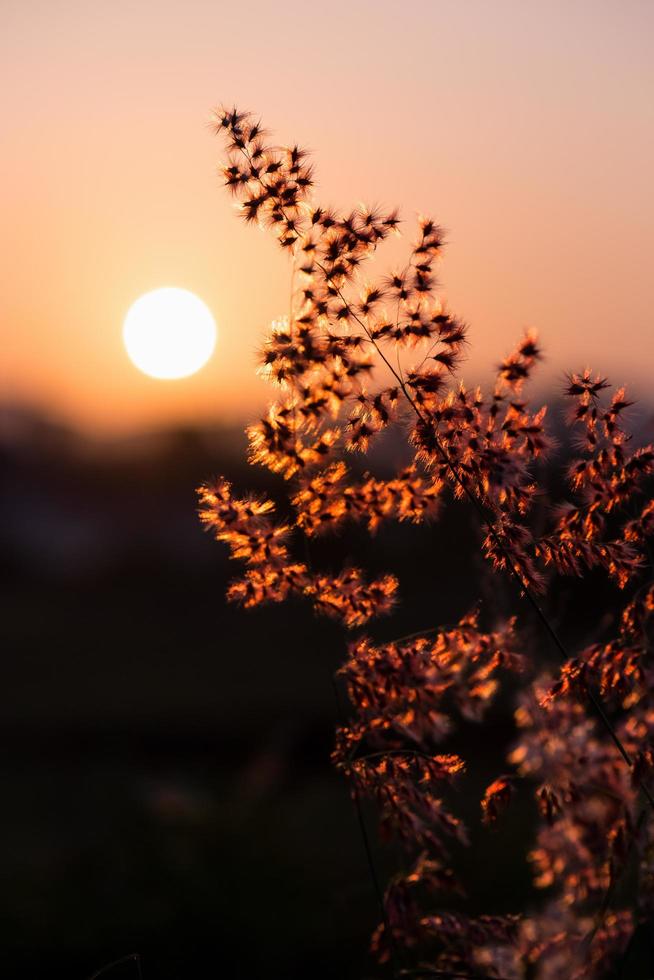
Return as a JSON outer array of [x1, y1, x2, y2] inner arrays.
[[1, 407, 652, 978]]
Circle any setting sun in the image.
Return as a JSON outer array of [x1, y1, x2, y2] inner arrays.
[[123, 287, 217, 380]]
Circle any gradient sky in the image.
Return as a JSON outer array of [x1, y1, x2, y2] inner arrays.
[[2, 0, 653, 434]]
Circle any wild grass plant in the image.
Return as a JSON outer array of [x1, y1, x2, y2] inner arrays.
[[198, 106, 654, 978]]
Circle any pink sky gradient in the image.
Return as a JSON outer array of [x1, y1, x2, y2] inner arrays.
[[2, 0, 653, 434]]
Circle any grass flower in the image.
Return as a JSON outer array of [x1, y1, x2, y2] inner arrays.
[[199, 105, 654, 978]]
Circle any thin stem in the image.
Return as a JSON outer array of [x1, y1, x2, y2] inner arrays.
[[329, 671, 403, 973], [393, 262, 411, 385], [88, 954, 143, 980]]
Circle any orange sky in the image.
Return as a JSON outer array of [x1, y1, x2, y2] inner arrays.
[[2, 1, 653, 435]]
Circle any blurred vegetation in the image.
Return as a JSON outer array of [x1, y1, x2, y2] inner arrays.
[[1, 404, 652, 978]]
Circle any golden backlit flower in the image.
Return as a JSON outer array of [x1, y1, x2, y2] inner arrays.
[[202, 105, 654, 976]]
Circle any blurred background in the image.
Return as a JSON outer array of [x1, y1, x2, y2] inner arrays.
[[2, 1, 654, 977], [3, 406, 654, 979], [0, 411, 522, 978]]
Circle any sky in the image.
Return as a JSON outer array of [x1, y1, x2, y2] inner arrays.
[[2, 0, 653, 435]]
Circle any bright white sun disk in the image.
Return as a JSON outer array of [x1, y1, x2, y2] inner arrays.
[[123, 287, 216, 379]]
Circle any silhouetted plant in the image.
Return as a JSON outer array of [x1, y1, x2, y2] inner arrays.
[[198, 105, 654, 978]]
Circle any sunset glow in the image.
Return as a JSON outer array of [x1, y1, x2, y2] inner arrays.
[[2, 0, 653, 437], [123, 288, 216, 380]]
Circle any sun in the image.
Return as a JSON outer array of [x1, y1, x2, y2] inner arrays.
[[123, 287, 217, 380]]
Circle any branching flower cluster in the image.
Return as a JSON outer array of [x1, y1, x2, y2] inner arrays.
[[199, 106, 654, 977]]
